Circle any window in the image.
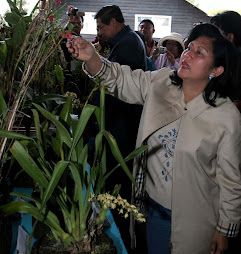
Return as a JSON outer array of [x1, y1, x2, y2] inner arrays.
[[135, 14, 172, 39], [81, 12, 96, 35]]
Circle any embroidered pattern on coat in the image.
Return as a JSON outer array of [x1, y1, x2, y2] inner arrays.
[[158, 128, 178, 181]]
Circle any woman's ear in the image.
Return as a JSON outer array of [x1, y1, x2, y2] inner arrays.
[[212, 66, 224, 78]]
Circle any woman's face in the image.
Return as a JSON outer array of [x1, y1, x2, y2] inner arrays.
[[178, 36, 215, 83], [165, 40, 180, 58]]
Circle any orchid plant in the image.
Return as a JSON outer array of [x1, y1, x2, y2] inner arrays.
[[0, 83, 147, 253]]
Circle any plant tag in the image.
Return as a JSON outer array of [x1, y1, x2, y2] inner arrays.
[[16, 225, 29, 254], [92, 201, 111, 227]]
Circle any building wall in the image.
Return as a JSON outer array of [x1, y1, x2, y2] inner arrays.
[[60, 0, 210, 42]]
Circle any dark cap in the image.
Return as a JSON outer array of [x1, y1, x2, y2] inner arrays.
[[139, 19, 154, 28]]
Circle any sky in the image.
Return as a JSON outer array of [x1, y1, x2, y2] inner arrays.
[[197, 0, 241, 12], [1, 0, 241, 16]]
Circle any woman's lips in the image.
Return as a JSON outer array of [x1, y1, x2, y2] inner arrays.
[[181, 60, 190, 69]]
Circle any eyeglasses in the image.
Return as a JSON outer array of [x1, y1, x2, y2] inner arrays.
[[166, 42, 179, 47], [70, 22, 82, 25]]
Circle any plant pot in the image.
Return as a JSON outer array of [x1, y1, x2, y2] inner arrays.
[[31, 232, 117, 254]]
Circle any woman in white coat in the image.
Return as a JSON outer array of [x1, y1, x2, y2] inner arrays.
[[67, 24, 241, 254]]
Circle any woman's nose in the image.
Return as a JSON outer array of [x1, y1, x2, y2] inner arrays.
[[184, 49, 192, 58]]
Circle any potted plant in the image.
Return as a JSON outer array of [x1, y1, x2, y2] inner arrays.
[[0, 84, 147, 253]]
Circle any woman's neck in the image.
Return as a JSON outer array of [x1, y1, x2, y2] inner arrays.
[[183, 80, 207, 103]]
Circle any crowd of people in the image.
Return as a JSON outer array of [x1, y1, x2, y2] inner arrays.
[[62, 4, 241, 254]]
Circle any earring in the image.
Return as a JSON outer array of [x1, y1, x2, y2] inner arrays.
[[209, 74, 213, 80]]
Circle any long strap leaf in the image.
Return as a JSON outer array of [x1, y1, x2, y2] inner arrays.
[[10, 140, 48, 187], [40, 161, 69, 210], [33, 103, 72, 148]]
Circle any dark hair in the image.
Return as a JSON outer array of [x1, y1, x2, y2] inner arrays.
[[162, 40, 184, 56], [210, 11, 241, 48], [171, 23, 236, 106], [94, 5, 124, 25], [139, 19, 155, 28]]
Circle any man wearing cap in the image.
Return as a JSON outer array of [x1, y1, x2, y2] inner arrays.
[[92, 5, 147, 251], [61, 6, 90, 98], [139, 19, 158, 57], [65, 5, 85, 36], [61, 5, 85, 72], [152, 32, 185, 71]]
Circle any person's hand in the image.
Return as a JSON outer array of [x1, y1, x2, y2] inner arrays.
[[66, 36, 96, 61], [166, 50, 175, 66], [150, 47, 160, 62], [66, 36, 102, 76], [210, 231, 229, 254]]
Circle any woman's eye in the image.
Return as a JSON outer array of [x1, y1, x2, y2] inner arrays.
[[197, 50, 203, 55]]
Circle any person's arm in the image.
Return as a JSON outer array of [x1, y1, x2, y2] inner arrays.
[[66, 36, 170, 106], [210, 111, 241, 253], [66, 36, 102, 75]]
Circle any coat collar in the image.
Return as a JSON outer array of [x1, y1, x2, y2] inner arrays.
[[185, 93, 210, 119]]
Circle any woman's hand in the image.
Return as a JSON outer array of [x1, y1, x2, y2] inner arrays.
[[150, 47, 160, 62], [210, 231, 229, 254], [166, 50, 175, 66], [66, 36, 102, 76]]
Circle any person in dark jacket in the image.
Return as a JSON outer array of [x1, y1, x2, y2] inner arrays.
[[92, 5, 147, 251]]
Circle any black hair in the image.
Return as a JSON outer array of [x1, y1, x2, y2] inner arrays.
[[139, 19, 155, 28], [170, 23, 236, 106], [162, 40, 184, 56], [94, 5, 124, 25], [210, 11, 241, 48]]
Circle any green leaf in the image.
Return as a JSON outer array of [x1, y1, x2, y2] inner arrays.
[[41, 161, 69, 210], [99, 86, 105, 131], [95, 130, 136, 185], [5, 12, 20, 26], [0, 129, 31, 140], [0, 90, 7, 116], [31, 109, 45, 159], [104, 145, 149, 181], [33, 103, 72, 148], [69, 105, 96, 159], [69, 162, 84, 213], [55, 65, 64, 83], [12, 17, 26, 48], [6, 0, 21, 15], [10, 192, 41, 205], [30, 0, 40, 15], [23, 15, 32, 24], [51, 137, 61, 157], [35, 94, 66, 103], [10, 141, 48, 188], [0, 201, 67, 239], [0, 41, 7, 69], [60, 96, 72, 123]]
